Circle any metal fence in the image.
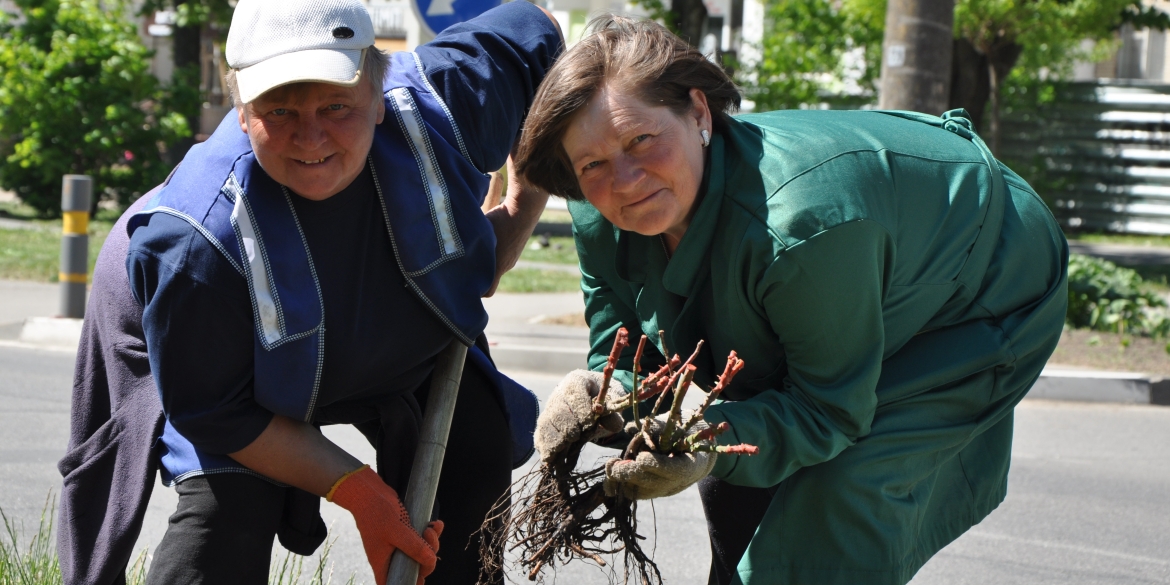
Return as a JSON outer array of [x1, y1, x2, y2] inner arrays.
[[1000, 80, 1170, 235]]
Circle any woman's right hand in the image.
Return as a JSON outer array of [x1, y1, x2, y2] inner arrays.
[[534, 370, 627, 463]]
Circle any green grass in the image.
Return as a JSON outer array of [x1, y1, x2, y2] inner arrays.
[[0, 221, 111, 283], [496, 268, 581, 293], [0, 498, 356, 585], [518, 235, 578, 265], [0, 200, 43, 221], [0, 497, 60, 585], [1069, 232, 1170, 248], [538, 208, 573, 224]]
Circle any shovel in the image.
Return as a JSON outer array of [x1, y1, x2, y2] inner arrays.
[[386, 339, 469, 585]]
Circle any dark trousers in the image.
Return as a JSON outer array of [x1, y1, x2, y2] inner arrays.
[[146, 362, 513, 585], [698, 476, 778, 585]]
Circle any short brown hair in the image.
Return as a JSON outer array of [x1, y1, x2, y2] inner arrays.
[[516, 15, 740, 200], [224, 46, 390, 108]]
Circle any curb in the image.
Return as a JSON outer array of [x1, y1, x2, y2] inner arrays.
[[1029, 367, 1169, 406], [6, 322, 1168, 407], [17, 317, 83, 349], [488, 343, 588, 373], [492, 346, 1170, 407]]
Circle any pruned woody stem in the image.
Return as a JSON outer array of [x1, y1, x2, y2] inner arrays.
[[476, 327, 757, 585]]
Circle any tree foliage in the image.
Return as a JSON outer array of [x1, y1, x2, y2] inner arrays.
[[739, 0, 883, 111], [0, 0, 190, 216], [742, 0, 1163, 130], [138, 0, 235, 164], [952, 0, 1143, 152]]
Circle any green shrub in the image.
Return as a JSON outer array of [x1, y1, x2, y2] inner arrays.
[[0, 0, 190, 216], [1067, 253, 1169, 338]]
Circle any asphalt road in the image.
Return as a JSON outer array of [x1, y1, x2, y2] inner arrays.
[[2, 342, 1168, 584]]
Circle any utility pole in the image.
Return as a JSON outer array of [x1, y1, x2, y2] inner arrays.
[[878, 0, 954, 115]]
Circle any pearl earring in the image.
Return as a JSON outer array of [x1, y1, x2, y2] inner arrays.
[[701, 129, 710, 147]]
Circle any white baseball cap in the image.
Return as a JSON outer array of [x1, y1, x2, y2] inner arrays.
[[226, 0, 376, 104]]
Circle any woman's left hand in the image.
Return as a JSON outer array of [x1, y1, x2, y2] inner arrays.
[[604, 449, 716, 500], [603, 413, 717, 500]]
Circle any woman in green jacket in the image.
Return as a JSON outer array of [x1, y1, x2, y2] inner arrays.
[[518, 16, 1068, 585]]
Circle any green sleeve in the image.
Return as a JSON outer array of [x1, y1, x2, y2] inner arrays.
[[706, 219, 893, 487], [570, 201, 666, 394]]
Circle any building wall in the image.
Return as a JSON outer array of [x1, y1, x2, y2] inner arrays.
[[1075, 0, 1170, 82]]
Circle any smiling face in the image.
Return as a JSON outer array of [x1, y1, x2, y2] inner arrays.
[[561, 85, 711, 250], [239, 80, 385, 201]]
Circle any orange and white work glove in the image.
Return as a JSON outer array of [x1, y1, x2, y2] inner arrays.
[[326, 465, 443, 585]]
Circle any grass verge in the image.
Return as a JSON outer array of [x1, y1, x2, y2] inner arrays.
[[0, 497, 356, 585], [496, 268, 581, 293], [1070, 233, 1170, 248], [0, 222, 112, 283], [517, 235, 577, 265], [494, 235, 581, 293], [0, 497, 59, 585]]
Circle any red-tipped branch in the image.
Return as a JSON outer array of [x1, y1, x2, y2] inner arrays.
[[683, 351, 745, 432], [630, 335, 647, 422], [649, 356, 679, 416], [658, 365, 696, 451], [651, 340, 705, 417], [657, 330, 670, 372], [680, 421, 730, 451], [606, 356, 677, 416], [594, 328, 629, 414], [636, 357, 679, 401], [690, 443, 760, 455]]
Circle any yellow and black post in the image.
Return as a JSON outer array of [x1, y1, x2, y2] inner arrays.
[[59, 175, 92, 319]]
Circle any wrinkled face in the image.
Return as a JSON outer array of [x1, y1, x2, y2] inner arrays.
[[239, 81, 385, 201], [562, 85, 711, 249]]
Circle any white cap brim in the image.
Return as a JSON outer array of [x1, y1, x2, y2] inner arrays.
[[235, 48, 364, 104]]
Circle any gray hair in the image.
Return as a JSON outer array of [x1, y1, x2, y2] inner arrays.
[[224, 46, 390, 107]]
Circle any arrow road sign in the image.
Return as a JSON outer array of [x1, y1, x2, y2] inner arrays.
[[414, 0, 502, 36]]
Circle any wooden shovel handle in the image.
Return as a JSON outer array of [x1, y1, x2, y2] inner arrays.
[[386, 340, 469, 585]]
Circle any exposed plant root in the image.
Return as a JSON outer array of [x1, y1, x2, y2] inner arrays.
[[477, 443, 662, 584], [476, 329, 757, 585]]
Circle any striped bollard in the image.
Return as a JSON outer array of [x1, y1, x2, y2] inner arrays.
[[60, 175, 92, 319]]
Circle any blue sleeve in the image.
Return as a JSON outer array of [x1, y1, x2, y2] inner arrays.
[[126, 213, 274, 455], [414, 0, 562, 173]]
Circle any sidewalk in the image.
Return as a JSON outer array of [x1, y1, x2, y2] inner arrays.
[[2, 278, 1167, 406]]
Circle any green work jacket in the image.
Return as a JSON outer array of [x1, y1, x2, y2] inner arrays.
[[568, 109, 1068, 585]]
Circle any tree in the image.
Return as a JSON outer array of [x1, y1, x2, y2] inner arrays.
[[878, 0, 954, 114], [737, 0, 884, 112], [743, 0, 1167, 154], [139, 0, 234, 164], [0, 0, 190, 216], [951, 0, 1157, 154], [631, 0, 710, 49]]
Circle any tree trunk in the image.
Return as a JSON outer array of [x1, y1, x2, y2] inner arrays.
[[671, 0, 708, 47], [878, 0, 954, 114], [948, 37, 990, 131], [984, 41, 1022, 156]]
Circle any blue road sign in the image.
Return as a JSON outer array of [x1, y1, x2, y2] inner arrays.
[[415, 0, 503, 36]]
